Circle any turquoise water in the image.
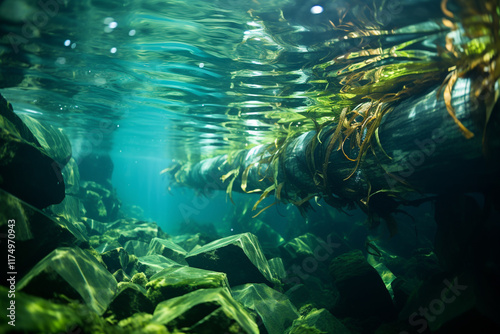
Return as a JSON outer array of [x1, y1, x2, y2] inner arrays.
[[2, 1, 500, 333], [1, 0, 308, 232], [1, 0, 489, 233]]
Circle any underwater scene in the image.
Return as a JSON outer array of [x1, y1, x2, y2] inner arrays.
[[1, 0, 499, 333]]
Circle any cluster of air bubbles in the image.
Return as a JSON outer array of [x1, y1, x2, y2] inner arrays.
[[103, 17, 118, 33], [64, 39, 76, 49]]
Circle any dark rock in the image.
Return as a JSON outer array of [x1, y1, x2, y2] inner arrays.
[[152, 287, 258, 334], [0, 285, 81, 333], [0, 94, 41, 146], [88, 219, 167, 250], [113, 269, 130, 283], [95, 241, 122, 253], [177, 220, 219, 240], [269, 257, 287, 280], [18, 247, 117, 315], [329, 250, 396, 320], [135, 254, 181, 278], [124, 240, 149, 257], [186, 232, 277, 287], [109, 219, 167, 244], [382, 248, 441, 280], [18, 113, 72, 167], [288, 308, 351, 334], [115, 313, 165, 332], [281, 233, 339, 264], [61, 157, 80, 194], [170, 233, 206, 252], [81, 189, 108, 221], [391, 277, 415, 313], [82, 217, 108, 236], [0, 94, 65, 208], [285, 278, 337, 311], [147, 266, 229, 306], [80, 181, 120, 222], [399, 272, 476, 332], [147, 237, 188, 265], [280, 233, 343, 285], [238, 218, 285, 256], [232, 283, 299, 334], [106, 282, 154, 321], [50, 195, 84, 227], [78, 153, 114, 183], [0, 188, 87, 278], [47, 157, 83, 225], [101, 247, 130, 274]]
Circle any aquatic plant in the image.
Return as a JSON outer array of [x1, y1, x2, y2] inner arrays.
[[166, 0, 499, 231]]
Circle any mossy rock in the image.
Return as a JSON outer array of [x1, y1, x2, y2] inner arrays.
[[0, 189, 87, 278], [0, 94, 65, 208], [152, 288, 258, 334], [329, 250, 395, 320], [106, 282, 154, 320], [147, 237, 188, 265], [18, 247, 117, 315], [186, 233, 277, 287], [146, 266, 229, 306]]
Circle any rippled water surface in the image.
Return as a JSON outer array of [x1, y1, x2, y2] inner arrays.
[[1, 0, 313, 161], [0, 0, 482, 228]]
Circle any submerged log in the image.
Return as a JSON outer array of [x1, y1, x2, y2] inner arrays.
[[169, 78, 499, 208]]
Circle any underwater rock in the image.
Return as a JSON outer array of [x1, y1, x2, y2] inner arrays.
[[131, 272, 148, 288], [135, 254, 182, 278], [18, 247, 117, 315], [95, 240, 123, 253], [50, 195, 84, 227], [0, 188, 87, 278], [81, 188, 108, 221], [61, 157, 80, 193], [109, 219, 168, 245], [152, 287, 259, 334], [268, 257, 287, 280], [147, 237, 188, 265], [47, 157, 83, 224], [237, 218, 285, 256], [113, 268, 130, 283], [382, 247, 441, 281], [177, 220, 219, 240], [82, 217, 108, 236], [146, 266, 229, 306], [287, 308, 351, 334], [399, 271, 477, 332], [0, 286, 81, 334], [170, 233, 210, 252], [280, 233, 341, 286], [186, 232, 276, 287], [80, 180, 120, 222], [106, 282, 154, 321], [329, 250, 396, 320], [0, 94, 65, 209], [391, 277, 415, 313], [18, 113, 72, 167], [78, 153, 114, 184], [281, 233, 336, 263], [285, 277, 337, 311], [124, 240, 150, 257], [88, 219, 167, 250], [117, 313, 168, 333], [101, 247, 130, 274], [232, 283, 299, 334]]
